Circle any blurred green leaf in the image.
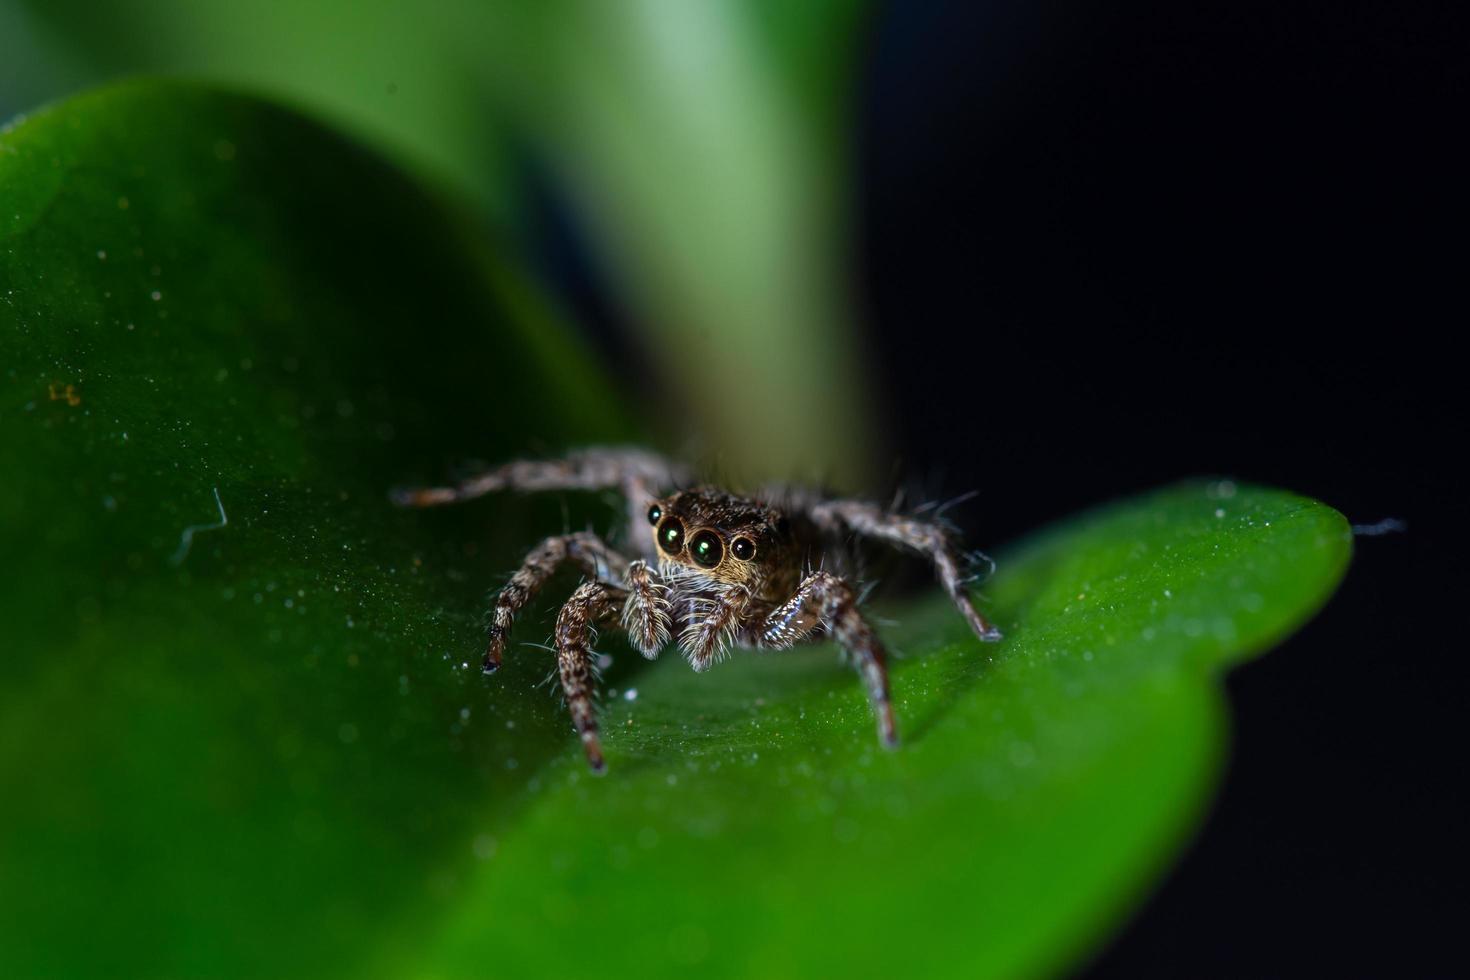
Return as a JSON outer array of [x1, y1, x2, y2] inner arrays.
[[474, 0, 876, 484], [0, 3, 91, 123], [0, 79, 632, 977], [14, 0, 876, 484], [11, 0, 517, 214], [1, 82, 1350, 979]]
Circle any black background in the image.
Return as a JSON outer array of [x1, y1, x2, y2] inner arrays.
[[540, 0, 1464, 974], [860, 0, 1462, 975]]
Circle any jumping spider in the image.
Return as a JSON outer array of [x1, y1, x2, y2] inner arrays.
[[392, 447, 1001, 772]]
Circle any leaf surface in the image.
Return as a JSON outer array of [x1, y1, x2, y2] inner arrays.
[[0, 82, 1350, 979]]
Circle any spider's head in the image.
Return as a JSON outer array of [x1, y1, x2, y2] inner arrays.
[[646, 487, 788, 589]]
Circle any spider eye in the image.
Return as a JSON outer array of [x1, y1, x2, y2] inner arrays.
[[657, 517, 685, 555], [689, 530, 723, 568], [730, 537, 756, 562], [647, 504, 662, 525]]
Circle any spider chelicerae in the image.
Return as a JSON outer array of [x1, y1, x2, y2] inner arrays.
[[392, 447, 1001, 772]]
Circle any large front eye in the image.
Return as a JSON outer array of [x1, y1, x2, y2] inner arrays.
[[689, 530, 723, 568], [657, 517, 685, 555]]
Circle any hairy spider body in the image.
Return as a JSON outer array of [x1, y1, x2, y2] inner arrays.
[[392, 448, 1001, 772]]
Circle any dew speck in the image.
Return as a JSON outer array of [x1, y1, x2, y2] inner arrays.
[[623, 688, 639, 702], [1215, 507, 1226, 518], [150, 290, 161, 302], [96, 249, 106, 260], [459, 706, 471, 722]]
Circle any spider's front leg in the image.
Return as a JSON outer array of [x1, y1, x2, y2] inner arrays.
[[555, 580, 630, 773], [484, 532, 629, 673], [681, 586, 751, 672], [621, 559, 671, 658], [761, 571, 899, 748], [390, 446, 688, 535], [807, 499, 1003, 643]]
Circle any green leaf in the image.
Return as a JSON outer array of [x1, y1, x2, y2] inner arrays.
[[0, 79, 633, 977], [9, 0, 521, 216], [416, 480, 1350, 979], [473, 0, 876, 483], [1, 82, 1350, 979], [14, 0, 877, 484]]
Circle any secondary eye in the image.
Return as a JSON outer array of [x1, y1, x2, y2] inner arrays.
[[647, 504, 662, 525], [730, 537, 756, 561], [657, 517, 685, 555], [689, 530, 724, 568]]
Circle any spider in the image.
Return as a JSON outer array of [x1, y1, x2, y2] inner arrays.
[[391, 447, 1002, 772]]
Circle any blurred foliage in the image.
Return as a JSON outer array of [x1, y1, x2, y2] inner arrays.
[[0, 79, 631, 976], [5, 1, 512, 211], [6, 0, 875, 485], [470, 2, 874, 485], [0, 4, 91, 122], [1, 83, 1349, 979]]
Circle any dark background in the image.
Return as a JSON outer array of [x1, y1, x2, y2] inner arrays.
[[860, 0, 1463, 975], [540, 0, 1463, 974]]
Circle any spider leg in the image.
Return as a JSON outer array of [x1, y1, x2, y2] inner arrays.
[[483, 532, 630, 673], [620, 558, 671, 658], [679, 585, 750, 672], [805, 498, 1003, 643], [390, 446, 689, 527], [759, 571, 899, 749], [555, 580, 630, 773]]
